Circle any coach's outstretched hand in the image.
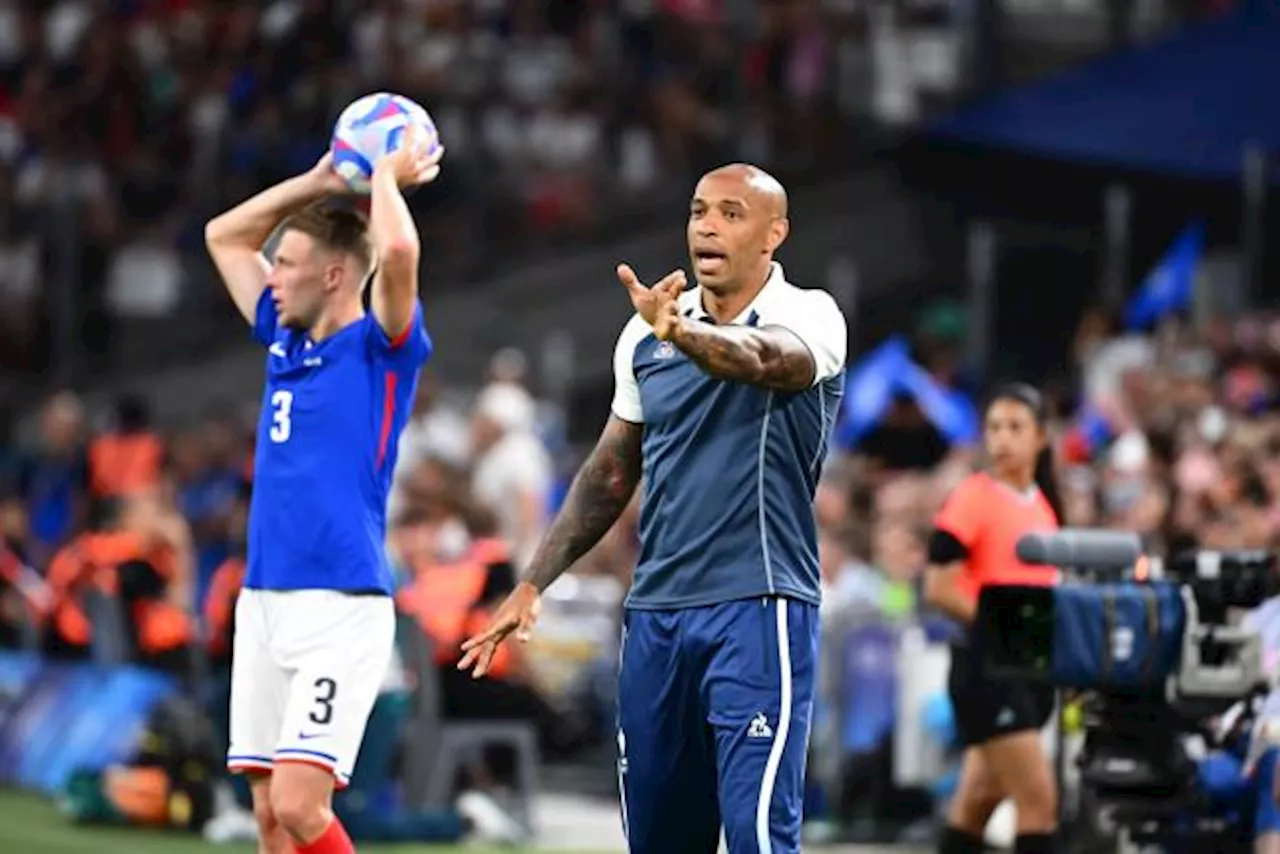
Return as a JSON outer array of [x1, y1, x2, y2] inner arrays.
[[457, 581, 542, 679], [618, 264, 686, 340]]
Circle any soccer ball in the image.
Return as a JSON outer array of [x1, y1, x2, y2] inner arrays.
[[330, 92, 440, 194]]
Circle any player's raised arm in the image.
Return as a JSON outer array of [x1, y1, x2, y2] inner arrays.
[[367, 126, 442, 340], [204, 155, 346, 324]]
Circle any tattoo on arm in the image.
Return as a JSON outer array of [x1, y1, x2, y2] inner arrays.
[[670, 322, 815, 391], [523, 416, 643, 592]]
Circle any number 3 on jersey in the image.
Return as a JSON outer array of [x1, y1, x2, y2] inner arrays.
[[270, 390, 294, 443]]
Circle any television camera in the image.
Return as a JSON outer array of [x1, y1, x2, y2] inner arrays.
[[973, 530, 1278, 852]]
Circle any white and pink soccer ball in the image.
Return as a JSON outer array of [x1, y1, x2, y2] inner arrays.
[[330, 92, 441, 194]]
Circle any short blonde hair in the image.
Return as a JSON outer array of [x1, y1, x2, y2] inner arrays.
[[280, 201, 373, 274]]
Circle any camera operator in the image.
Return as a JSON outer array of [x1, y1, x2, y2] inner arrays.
[[924, 384, 1064, 854], [1242, 596, 1280, 854]]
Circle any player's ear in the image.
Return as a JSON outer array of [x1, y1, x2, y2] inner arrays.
[[765, 217, 789, 253], [322, 260, 345, 293]]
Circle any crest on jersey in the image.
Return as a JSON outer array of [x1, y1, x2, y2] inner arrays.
[[653, 341, 676, 360]]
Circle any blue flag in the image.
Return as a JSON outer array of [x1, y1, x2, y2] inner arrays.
[[1076, 402, 1113, 450], [1062, 401, 1114, 462], [836, 336, 912, 447], [898, 362, 981, 445], [836, 335, 980, 449], [1124, 220, 1205, 331]]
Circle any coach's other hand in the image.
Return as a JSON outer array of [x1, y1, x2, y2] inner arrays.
[[618, 264, 685, 341], [458, 581, 542, 678]]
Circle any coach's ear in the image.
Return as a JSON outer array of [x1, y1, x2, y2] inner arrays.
[[766, 217, 789, 254]]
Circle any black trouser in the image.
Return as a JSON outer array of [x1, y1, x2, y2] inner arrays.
[[942, 641, 1059, 854], [948, 639, 1054, 748]]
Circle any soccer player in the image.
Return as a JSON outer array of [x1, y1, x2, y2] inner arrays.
[[924, 384, 1062, 854], [204, 129, 441, 854], [460, 164, 848, 854]]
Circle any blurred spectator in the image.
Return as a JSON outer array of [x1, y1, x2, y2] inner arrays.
[[0, 170, 40, 372], [392, 479, 593, 765], [469, 382, 553, 568], [86, 394, 164, 504], [0, 495, 36, 648], [15, 391, 88, 567], [871, 520, 926, 617], [488, 347, 530, 387], [858, 396, 952, 472], [42, 490, 196, 675], [169, 414, 249, 609], [390, 372, 471, 522], [819, 525, 875, 616], [203, 483, 251, 671], [0, 404, 19, 492]]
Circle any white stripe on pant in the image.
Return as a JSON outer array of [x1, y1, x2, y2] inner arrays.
[[755, 598, 793, 854]]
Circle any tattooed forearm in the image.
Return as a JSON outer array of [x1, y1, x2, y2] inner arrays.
[[523, 416, 643, 592], [670, 321, 815, 392]]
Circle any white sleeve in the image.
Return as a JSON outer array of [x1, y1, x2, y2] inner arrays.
[[610, 314, 650, 423], [768, 289, 848, 384]]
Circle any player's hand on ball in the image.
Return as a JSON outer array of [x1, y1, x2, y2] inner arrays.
[[617, 264, 685, 341], [306, 151, 353, 196], [457, 581, 541, 679], [375, 124, 443, 189]]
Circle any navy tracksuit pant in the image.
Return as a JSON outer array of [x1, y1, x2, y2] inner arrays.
[[616, 596, 818, 854]]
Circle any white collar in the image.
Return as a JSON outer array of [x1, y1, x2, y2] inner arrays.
[[687, 262, 786, 326]]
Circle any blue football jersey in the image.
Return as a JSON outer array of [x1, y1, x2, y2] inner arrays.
[[245, 289, 432, 595]]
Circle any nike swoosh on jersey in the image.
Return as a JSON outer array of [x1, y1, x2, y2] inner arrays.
[[297, 732, 326, 740]]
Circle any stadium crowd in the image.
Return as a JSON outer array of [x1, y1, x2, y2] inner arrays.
[[0, 0, 895, 379], [2, 291, 1279, 838]]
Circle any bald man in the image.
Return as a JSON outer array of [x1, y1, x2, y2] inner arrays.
[[461, 164, 848, 853]]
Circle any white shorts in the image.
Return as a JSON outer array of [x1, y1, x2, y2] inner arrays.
[[226, 589, 396, 787]]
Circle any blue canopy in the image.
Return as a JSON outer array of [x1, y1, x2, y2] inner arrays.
[[928, 4, 1280, 182]]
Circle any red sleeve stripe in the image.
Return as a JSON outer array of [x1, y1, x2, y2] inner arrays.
[[376, 371, 399, 469], [388, 319, 414, 349]]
